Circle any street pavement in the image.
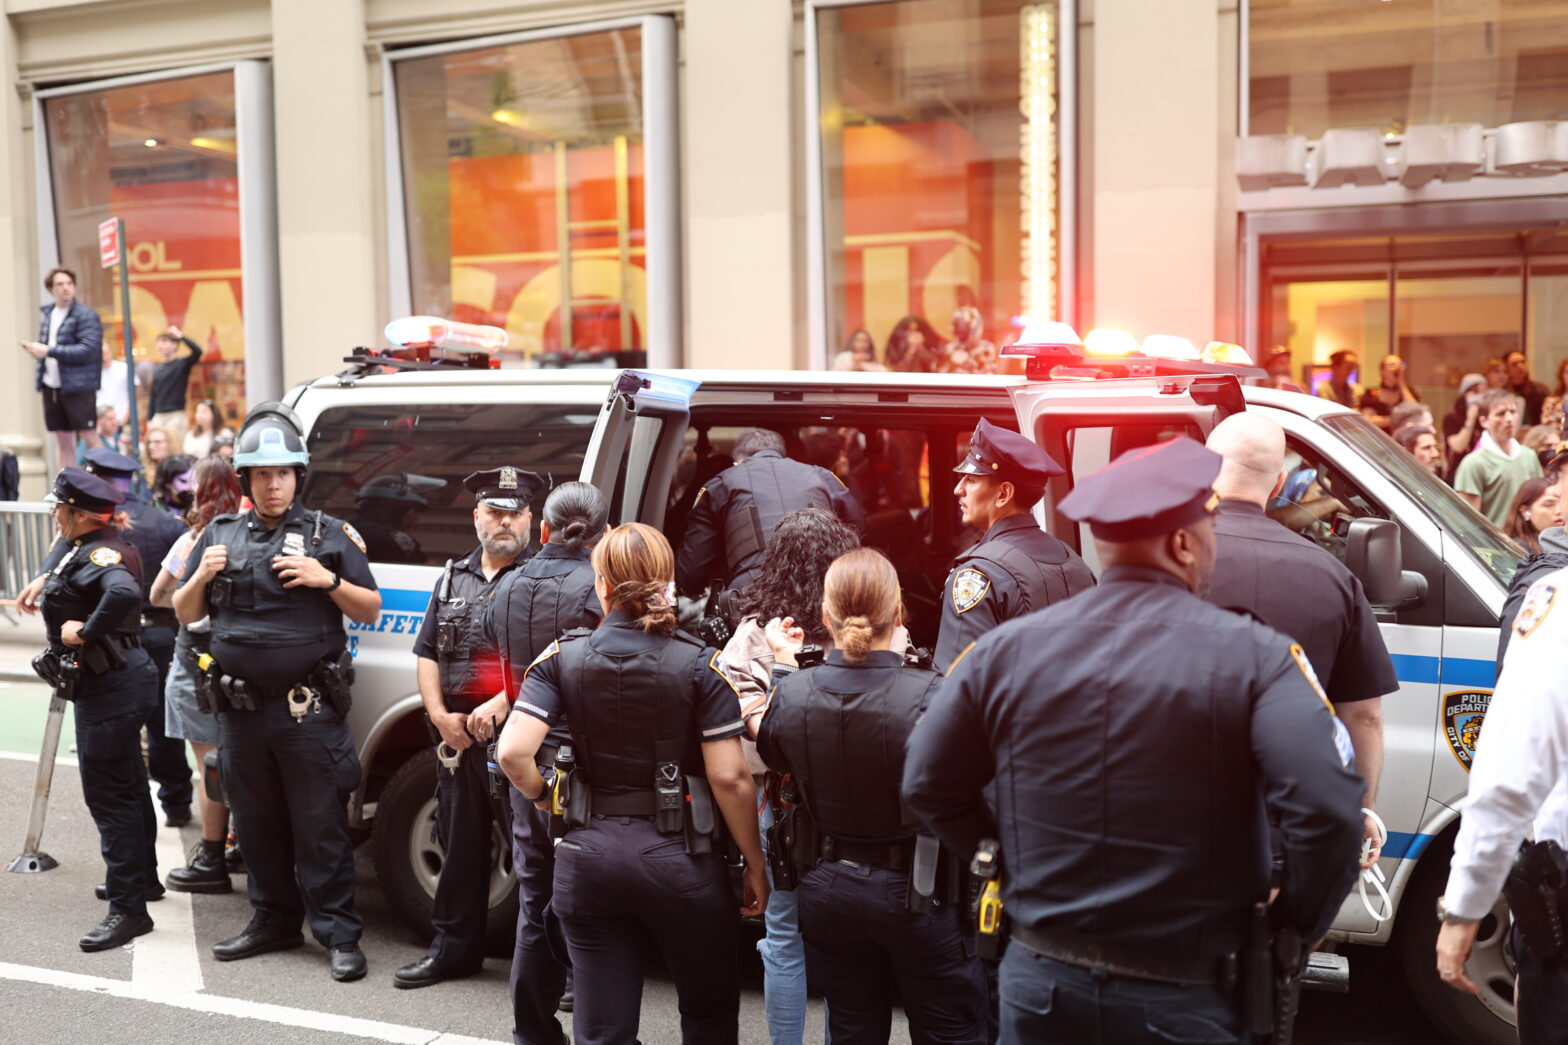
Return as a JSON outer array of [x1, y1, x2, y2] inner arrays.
[[0, 612, 1436, 1043]]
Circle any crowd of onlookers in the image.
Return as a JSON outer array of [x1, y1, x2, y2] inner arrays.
[[830, 305, 1005, 375], [1266, 345, 1567, 552]]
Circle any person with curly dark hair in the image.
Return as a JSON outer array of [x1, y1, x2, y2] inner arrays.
[[884, 315, 943, 374]]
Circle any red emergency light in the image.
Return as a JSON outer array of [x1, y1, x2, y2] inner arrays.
[[1002, 322, 1266, 382]]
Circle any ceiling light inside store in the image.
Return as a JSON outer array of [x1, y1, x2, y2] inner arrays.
[[143, 138, 159, 147], [491, 108, 526, 128], [190, 136, 236, 154]]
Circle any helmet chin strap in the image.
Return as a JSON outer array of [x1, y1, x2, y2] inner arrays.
[[236, 466, 307, 505]]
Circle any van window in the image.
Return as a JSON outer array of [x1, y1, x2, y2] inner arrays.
[[303, 404, 595, 564], [1269, 439, 1390, 565]]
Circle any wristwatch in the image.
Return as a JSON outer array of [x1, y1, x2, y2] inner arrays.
[[1436, 896, 1479, 925], [326, 572, 342, 592]]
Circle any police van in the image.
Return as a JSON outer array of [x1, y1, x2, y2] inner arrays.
[[285, 321, 1519, 1044]]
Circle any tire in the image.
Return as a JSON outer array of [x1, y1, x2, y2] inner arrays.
[[1395, 831, 1516, 1045], [371, 746, 521, 957]]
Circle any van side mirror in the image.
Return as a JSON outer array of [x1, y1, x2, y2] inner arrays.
[[1342, 517, 1428, 609]]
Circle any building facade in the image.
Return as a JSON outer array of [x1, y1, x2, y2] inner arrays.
[[2, 0, 1565, 490]]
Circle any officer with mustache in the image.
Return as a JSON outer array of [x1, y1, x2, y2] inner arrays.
[[394, 466, 543, 988]]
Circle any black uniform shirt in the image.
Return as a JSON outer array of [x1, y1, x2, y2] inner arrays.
[[903, 565, 1365, 955], [411, 544, 526, 707], [934, 512, 1095, 671], [40, 525, 143, 647], [515, 610, 745, 743], [1205, 499, 1397, 705], [411, 544, 526, 660], [121, 495, 187, 616]]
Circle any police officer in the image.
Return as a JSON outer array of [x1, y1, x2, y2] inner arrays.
[[393, 465, 541, 990], [1437, 568, 1568, 1043], [497, 523, 767, 1045], [757, 547, 986, 1043], [935, 418, 1094, 672], [83, 446, 194, 828], [903, 438, 1364, 1045], [1204, 413, 1397, 869], [34, 468, 162, 950], [481, 481, 609, 1045], [676, 428, 865, 596], [350, 472, 438, 563], [173, 402, 381, 982]]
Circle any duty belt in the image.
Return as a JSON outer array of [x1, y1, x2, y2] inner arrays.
[[818, 834, 915, 872], [108, 634, 142, 650], [140, 608, 176, 629], [590, 790, 658, 818], [1010, 923, 1235, 987]]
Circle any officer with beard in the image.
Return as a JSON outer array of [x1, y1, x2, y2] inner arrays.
[[394, 466, 543, 989]]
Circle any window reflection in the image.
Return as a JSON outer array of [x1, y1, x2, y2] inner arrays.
[[394, 29, 647, 364], [45, 71, 246, 422]]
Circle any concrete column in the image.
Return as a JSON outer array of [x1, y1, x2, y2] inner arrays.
[[1092, 0, 1219, 341], [0, 19, 45, 495], [271, 0, 380, 387], [682, 0, 796, 369]]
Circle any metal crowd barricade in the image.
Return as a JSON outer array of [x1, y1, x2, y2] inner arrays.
[[0, 502, 59, 623]]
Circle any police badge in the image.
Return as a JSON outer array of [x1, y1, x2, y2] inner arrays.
[[950, 568, 990, 614], [500, 465, 518, 490], [282, 532, 307, 557]]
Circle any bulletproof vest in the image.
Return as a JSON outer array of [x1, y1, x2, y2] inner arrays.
[[120, 498, 185, 610], [433, 558, 509, 701], [719, 453, 839, 587], [40, 531, 143, 641], [204, 509, 344, 647], [781, 663, 942, 843], [554, 628, 707, 793], [492, 549, 597, 695], [959, 528, 1095, 615]]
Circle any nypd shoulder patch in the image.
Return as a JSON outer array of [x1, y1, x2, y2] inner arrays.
[[342, 522, 367, 553], [1514, 582, 1557, 640], [89, 546, 122, 567], [951, 568, 991, 614]]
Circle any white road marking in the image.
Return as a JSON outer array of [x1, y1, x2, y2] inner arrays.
[[0, 961, 508, 1044], [131, 788, 203, 993], [0, 750, 77, 767]]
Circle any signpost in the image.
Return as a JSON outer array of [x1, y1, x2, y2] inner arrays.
[[99, 217, 139, 458]]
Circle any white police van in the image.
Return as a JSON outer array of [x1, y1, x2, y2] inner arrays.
[[286, 322, 1518, 1042]]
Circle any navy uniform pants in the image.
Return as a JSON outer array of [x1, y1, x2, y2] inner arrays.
[[217, 698, 363, 946], [797, 860, 987, 1045], [1512, 925, 1568, 1045], [510, 798, 567, 1045], [553, 815, 739, 1045], [998, 944, 1249, 1045], [140, 624, 193, 817], [429, 741, 509, 967], [74, 650, 160, 916]]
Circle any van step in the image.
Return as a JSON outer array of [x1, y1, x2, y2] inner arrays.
[[1301, 951, 1350, 993]]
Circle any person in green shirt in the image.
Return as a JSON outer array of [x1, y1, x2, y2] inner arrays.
[[1454, 389, 1543, 529]]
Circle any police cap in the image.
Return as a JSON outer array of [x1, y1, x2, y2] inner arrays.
[[465, 466, 544, 511], [82, 447, 141, 479], [53, 466, 125, 515], [953, 418, 1065, 489], [1059, 437, 1221, 541]]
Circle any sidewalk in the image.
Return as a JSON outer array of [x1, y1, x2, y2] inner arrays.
[[0, 613, 48, 683]]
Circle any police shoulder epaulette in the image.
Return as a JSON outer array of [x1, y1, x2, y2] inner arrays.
[[558, 627, 594, 643], [669, 628, 707, 650], [1218, 604, 1269, 627], [210, 511, 245, 524]]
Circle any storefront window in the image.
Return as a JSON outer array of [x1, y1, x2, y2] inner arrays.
[[1248, 0, 1568, 138], [394, 28, 647, 363], [45, 70, 246, 425], [816, 0, 1062, 373]]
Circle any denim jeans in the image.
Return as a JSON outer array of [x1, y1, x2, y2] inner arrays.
[[759, 800, 810, 1045]]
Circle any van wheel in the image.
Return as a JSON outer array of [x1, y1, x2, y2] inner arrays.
[[371, 746, 521, 957], [1395, 831, 1515, 1045]]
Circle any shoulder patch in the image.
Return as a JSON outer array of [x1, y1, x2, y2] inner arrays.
[[707, 649, 745, 701], [341, 522, 367, 553], [523, 640, 560, 680], [89, 546, 122, 567], [950, 568, 991, 614], [1288, 643, 1333, 713], [693, 485, 708, 506], [1514, 582, 1557, 640], [392, 530, 417, 552]]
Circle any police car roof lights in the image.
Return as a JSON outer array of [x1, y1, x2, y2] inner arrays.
[[384, 316, 508, 354], [1003, 320, 1265, 382], [338, 315, 508, 381]]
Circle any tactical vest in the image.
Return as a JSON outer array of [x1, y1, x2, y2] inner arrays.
[[553, 627, 708, 794], [783, 663, 943, 843], [957, 532, 1094, 615], [719, 454, 838, 587], [204, 509, 343, 647], [433, 558, 508, 702], [492, 551, 597, 695]]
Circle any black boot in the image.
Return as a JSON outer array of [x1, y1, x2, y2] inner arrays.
[[212, 912, 304, 961], [166, 840, 233, 894]]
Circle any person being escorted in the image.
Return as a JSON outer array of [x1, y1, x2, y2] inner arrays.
[[676, 427, 865, 598], [481, 481, 611, 1045], [28, 468, 161, 950], [393, 466, 541, 990], [758, 547, 986, 1044], [498, 523, 767, 1045], [935, 418, 1094, 672], [1436, 564, 1568, 1043], [903, 438, 1365, 1045], [173, 402, 381, 982], [1204, 414, 1397, 872]]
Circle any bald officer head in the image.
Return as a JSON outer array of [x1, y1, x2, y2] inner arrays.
[[1206, 413, 1287, 506]]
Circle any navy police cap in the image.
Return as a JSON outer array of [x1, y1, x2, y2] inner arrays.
[[53, 466, 126, 515], [465, 466, 544, 510], [953, 418, 1064, 488], [1059, 437, 1221, 541], [82, 446, 141, 479]]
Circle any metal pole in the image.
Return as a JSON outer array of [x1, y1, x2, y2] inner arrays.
[[118, 218, 140, 459], [6, 694, 65, 873]]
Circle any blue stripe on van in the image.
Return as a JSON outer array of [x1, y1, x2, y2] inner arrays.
[[380, 588, 432, 613], [1389, 654, 1495, 689], [1383, 832, 1434, 860]]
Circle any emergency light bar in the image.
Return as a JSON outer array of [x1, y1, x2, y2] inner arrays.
[[384, 316, 508, 354], [1003, 322, 1264, 381], [337, 316, 509, 381]]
